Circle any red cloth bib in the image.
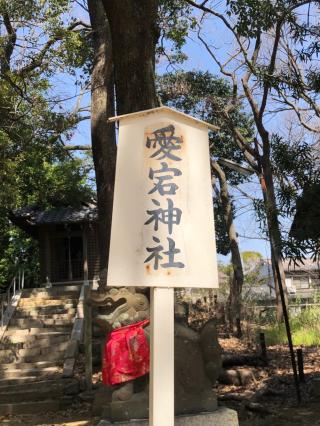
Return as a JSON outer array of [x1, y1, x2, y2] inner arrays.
[[102, 319, 150, 386]]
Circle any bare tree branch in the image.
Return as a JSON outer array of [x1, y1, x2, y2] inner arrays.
[[184, 0, 256, 74], [1, 10, 17, 74], [64, 145, 92, 151], [278, 91, 320, 133], [259, 22, 283, 119], [16, 21, 91, 76]]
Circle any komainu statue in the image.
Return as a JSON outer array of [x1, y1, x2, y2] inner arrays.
[[91, 287, 222, 422]]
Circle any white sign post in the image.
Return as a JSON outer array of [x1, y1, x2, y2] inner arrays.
[[108, 107, 219, 426]]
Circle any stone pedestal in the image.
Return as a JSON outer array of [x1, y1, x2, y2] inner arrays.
[[97, 407, 239, 426]]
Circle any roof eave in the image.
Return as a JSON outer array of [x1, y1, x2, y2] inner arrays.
[[108, 106, 220, 132]]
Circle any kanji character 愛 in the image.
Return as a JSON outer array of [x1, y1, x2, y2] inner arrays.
[[146, 125, 182, 161]]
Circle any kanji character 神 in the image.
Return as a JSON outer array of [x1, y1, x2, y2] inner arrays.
[[144, 198, 182, 235]]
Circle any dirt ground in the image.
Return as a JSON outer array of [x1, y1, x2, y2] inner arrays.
[[218, 337, 320, 425], [1, 337, 320, 425]]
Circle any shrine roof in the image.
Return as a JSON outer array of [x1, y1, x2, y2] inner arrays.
[[108, 106, 219, 132], [10, 203, 97, 236]]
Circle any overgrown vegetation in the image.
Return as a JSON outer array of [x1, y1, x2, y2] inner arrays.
[[0, 0, 93, 289], [263, 307, 320, 346]]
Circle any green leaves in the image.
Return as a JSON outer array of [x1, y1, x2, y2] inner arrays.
[[157, 70, 254, 185], [157, 0, 195, 64], [158, 70, 255, 255], [0, 0, 93, 289], [226, 0, 283, 37]]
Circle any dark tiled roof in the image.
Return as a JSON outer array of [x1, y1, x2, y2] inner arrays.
[[12, 203, 98, 226], [261, 258, 319, 273], [283, 258, 320, 273]]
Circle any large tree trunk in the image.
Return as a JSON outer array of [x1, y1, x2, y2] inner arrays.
[[102, 0, 159, 114], [88, 0, 116, 290], [212, 161, 244, 337]]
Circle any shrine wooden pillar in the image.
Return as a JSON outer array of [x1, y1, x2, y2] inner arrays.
[[44, 229, 51, 285], [83, 225, 89, 282]]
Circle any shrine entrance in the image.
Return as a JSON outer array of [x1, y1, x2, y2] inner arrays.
[[54, 235, 84, 281]]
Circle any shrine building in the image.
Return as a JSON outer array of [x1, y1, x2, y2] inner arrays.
[[10, 203, 100, 285]]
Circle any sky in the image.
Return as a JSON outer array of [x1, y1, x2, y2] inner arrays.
[[51, 1, 317, 264], [178, 23, 272, 260]]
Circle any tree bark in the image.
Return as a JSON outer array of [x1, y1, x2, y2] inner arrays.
[[212, 161, 244, 337], [88, 0, 116, 290], [260, 157, 288, 321], [102, 0, 160, 114]]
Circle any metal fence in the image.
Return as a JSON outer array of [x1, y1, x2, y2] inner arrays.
[[0, 268, 24, 327]]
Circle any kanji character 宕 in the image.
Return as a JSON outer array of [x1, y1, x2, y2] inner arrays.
[[148, 162, 182, 196]]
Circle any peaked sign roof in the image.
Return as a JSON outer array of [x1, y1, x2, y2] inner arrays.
[[108, 106, 219, 132]]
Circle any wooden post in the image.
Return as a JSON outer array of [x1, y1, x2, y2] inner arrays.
[[44, 231, 51, 285], [259, 332, 267, 363], [83, 227, 89, 281], [150, 287, 174, 426], [297, 348, 305, 383], [273, 258, 301, 403], [84, 281, 92, 390], [67, 234, 73, 281]]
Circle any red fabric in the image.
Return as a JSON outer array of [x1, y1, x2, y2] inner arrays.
[[102, 319, 150, 386]]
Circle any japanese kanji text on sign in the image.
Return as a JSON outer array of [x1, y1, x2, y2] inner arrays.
[[108, 107, 219, 289]]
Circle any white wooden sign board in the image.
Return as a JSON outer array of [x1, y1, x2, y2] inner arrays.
[[108, 107, 219, 426], [108, 106, 219, 289]]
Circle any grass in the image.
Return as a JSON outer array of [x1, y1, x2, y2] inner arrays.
[[263, 307, 320, 346]]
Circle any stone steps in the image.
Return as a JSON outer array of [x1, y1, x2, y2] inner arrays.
[[0, 333, 70, 350], [0, 397, 74, 415], [15, 307, 76, 318], [16, 302, 76, 310], [0, 377, 78, 394], [22, 286, 81, 296], [3, 326, 72, 336], [0, 375, 56, 387], [0, 360, 62, 370], [13, 312, 75, 321], [20, 293, 79, 301], [0, 386, 65, 403], [9, 318, 73, 328], [0, 286, 81, 415], [0, 378, 79, 403], [0, 341, 69, 363], [0, 366, 61, 379], [1, 351, 66, 364], [18, 298, 78, 307]]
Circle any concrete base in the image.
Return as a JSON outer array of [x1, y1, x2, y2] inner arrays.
[[97, 407, 239, 425]]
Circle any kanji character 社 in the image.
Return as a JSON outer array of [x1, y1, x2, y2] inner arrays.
[[144, 237, 185, 270], [161, 237, 185, 269], [144, 236, 163, 270]]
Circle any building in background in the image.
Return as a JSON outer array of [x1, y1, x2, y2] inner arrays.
[[10, 203, 100, 285], [245, 258, 320, 303]]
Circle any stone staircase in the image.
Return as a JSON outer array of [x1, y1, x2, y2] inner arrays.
[[0, 286, 82, 415]]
